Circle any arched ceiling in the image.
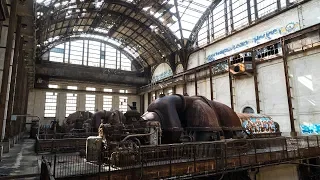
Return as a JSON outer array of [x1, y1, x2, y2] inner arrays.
[[36, 0, 222, 68]]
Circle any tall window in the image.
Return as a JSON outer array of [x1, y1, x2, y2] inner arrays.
[[119, 96, 128, 113], [85, 87, 96, 113], [119, 89, 128, 93], [66, 86, 77, 117], [103, 88, 113, 111], [44, 92, 58, 117], [49, 40, 133, 71]]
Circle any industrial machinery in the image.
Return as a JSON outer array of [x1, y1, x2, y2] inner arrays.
[[229, 52, 253, 75], [87, 95, 248, 164], [62, 111, 94, 134], [237, 113, 281, 138]]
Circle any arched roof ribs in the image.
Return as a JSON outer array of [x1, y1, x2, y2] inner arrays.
[[187, 0, 222, 48], [36, 0, 180, 67], [38, 0, 179, 50]]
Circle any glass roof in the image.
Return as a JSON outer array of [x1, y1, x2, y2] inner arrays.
[[36, 0, 214, 39], [35, 0, 219, 67]]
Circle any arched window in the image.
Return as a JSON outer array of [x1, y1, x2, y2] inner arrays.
[[242, 106, 255, 114], [49, 40, 133, 71]]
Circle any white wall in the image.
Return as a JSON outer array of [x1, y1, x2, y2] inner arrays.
[[213, 74, 231, 107], [288, 48, 320, 134], [197, 78, 211, 99], [257, 59, 290, 134], [234, 76, 256, 113], [176, 85, 184, 95]]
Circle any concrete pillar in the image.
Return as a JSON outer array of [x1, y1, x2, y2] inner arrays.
[[77, 86, 86, 111], [56, 90, 66, 122], [96, 88, 103, 111], [6, 17, 23, 138], [0, 0, 18, 141], [112, 95, 119, 111]]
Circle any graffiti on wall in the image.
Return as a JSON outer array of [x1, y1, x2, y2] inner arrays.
[[242, 117, 278, 134], [151, 70, 173, 83], [300, 124, 320, 134], [207, 22, 300, 62], [152, 63, 173, 83]]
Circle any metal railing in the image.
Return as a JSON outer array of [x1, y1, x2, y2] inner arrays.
[[42, 136, 320, 179], [36, 135, 87, 154]]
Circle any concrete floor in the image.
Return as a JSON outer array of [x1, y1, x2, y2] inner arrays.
[[0, 136, 40, 179]]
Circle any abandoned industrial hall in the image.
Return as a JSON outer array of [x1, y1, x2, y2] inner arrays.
[[0, 0, 320, 179]]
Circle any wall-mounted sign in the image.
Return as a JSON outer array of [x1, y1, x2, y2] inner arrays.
[[152, 63, 173, 83], [207, 22, 300, 62]]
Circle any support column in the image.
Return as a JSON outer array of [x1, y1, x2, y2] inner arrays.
[[209, 65, 213, 100], [0, 0, 18, 141], [6, 16, 22, 138], [13, 49, 25, 136], [172, 85, 176, 94], [0, 21, 2, 41], [247, 0, 252, 24], [228, 59, 234, 110], [252, 51, 261, 114], [147, 92, 151, 106], [194, 71, 198, 96], [140, 95, 144, 113], [183, 74, 187, 95], [282, 40, 297, 137], [253, 0, 259, 19]]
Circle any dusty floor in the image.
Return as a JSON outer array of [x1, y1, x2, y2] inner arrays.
[[0, 136, 40, 179]]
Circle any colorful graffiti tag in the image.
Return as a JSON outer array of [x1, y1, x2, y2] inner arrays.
[[242, 117, 277, 134], [207, 22, 300, 62], [300, 124, 320, 134]]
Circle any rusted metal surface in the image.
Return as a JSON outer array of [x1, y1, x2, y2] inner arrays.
[[144, 95, 243, 142], [36, 137, 87, 153], [281, 40, 296, 136], [252, 51, 261, 113], [45, 136, 320, 180], [228, 59, 234, 110]]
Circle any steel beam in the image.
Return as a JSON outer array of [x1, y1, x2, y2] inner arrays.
[[228, 59, 234, 110], [209, 65, 214, 100], [0, 0, 18, 141], [194, 71, 198, 96], [173, 0, 184, 42], [253, 0, 259, 20], [224, 0, 229, 36], [247, 0, 252, 24], [282, 40, 297, 137], [252, 51, 261, 113], [36, 62, 149, 86]]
